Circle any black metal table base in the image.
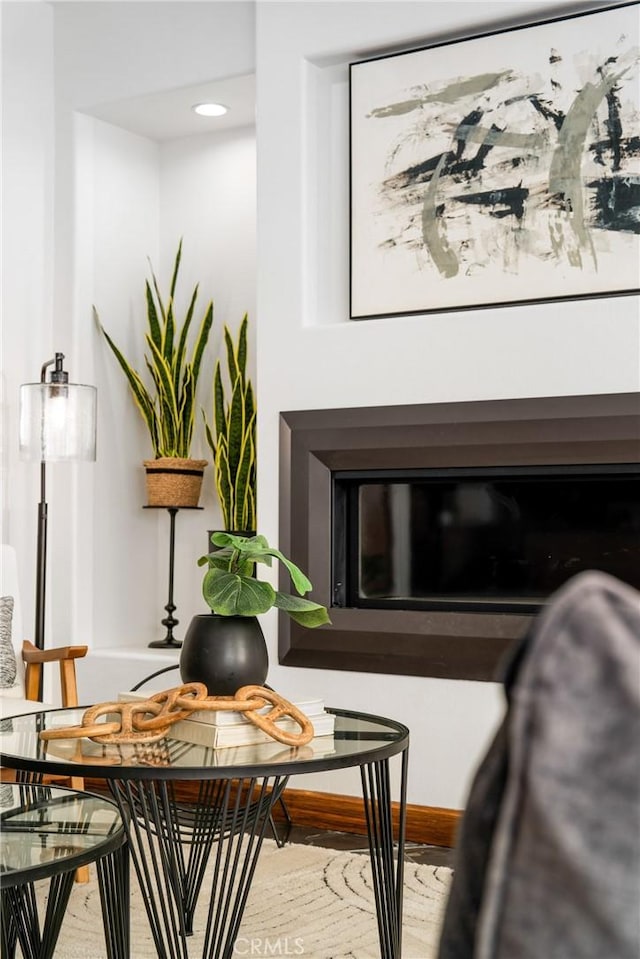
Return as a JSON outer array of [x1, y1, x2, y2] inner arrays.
[[1, 871, 74, 959], [0, 843, 129, 959], [97, 844, 131, 959], [110, 775, 289, 959], [107, 755, 406, 959], [362, 753, 408, 959]]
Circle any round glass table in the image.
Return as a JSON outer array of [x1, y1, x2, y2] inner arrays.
[[0, 707, 409, 959], [0, 783, 127, 959]]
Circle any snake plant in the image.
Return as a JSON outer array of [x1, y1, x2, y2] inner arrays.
[[94, 240, 214, 458], [200, 532, 330, 627], [203, 314, 256, 531]]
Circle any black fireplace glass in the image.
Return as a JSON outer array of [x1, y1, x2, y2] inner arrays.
[[335, 466, 640, 613]]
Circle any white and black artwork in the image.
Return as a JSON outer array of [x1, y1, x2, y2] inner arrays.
[[350, 3, 640, 319]]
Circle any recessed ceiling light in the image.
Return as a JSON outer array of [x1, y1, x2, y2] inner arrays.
[[192, 102, 228, 118]]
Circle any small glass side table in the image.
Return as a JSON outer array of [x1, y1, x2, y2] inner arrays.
[[0, 783, 128, 959], [0, 707, 409, 959]]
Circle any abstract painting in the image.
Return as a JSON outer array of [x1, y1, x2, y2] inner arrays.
[[350, 3, 640, 319]]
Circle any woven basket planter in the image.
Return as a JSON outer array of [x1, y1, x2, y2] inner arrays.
[[144, 458, 207, 507]]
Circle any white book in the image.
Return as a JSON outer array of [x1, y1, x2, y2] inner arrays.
[[118, 690, 326, 727], [172, 735, 337, 766], [169, 710, 335, 749]]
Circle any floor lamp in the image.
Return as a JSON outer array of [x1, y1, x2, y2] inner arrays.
[[19, 354, 97, 667]]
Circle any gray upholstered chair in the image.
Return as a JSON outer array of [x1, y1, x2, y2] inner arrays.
[[438, 571, 640, 959]]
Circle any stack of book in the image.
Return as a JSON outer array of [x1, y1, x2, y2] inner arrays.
[[117, 692, 335, 749]]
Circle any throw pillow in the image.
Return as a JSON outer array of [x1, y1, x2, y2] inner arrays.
[[0, 595, 17, 689]]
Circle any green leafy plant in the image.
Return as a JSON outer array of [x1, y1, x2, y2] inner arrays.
[[94, 240, 214, 458], [200, 532, 331, 628], [203, 314, 256, 530]]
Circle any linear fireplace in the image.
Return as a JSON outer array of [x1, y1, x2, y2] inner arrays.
[[335, 465, 639, 614], [279, 393, 639, 681]]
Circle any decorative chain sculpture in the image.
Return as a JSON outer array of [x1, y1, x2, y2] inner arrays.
[[39, 683, 314, 747]]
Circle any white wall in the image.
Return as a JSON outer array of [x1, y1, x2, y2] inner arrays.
[[0, 2, 55, 638], [75, 115, 161, 651], [255, 1, 640, 807]]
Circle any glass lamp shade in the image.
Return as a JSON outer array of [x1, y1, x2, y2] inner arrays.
[[19, 382, 97, 462]]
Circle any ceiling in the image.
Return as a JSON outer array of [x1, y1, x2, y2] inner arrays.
[[86, 73, 256, 142]]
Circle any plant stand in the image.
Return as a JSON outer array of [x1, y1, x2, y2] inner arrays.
[[144, 505, 202, 649]]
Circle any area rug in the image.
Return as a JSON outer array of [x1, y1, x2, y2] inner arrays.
[[49, 840, 452, 959]]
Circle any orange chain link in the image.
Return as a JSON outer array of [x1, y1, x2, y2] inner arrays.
[[39, 684, 314, 747]]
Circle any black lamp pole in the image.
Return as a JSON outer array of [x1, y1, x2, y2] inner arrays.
[[34, 354, 68, 653], [34, 357, 55, 651], [34, 456, 48, 652]]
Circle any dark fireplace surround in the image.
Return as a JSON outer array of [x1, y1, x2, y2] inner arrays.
[[278, 393, 639, 682]]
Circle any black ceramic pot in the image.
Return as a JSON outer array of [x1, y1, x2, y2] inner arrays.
[[179, 614, 268, 696]]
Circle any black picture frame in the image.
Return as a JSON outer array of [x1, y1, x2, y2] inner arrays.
[[349, 2, 640, 320]]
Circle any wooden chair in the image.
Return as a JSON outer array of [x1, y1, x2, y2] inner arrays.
[[21, 639, 88, 792], [1, 546, 91, 880], [1, 544, 87, 743]]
